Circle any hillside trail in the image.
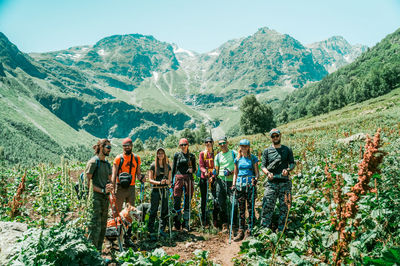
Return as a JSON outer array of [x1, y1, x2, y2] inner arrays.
[[161, 231, 242, 265]]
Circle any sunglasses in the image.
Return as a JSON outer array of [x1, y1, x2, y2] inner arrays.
[[122, 144, 131, 147], [271, 135, 280, 139], [218, 142, 226, 145], [180, 144, 188, 147], [205, 141, 213, 144], [104, 145, 112, 149]]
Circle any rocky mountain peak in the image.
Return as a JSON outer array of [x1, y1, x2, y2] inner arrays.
[[0, 32, 45, 78]]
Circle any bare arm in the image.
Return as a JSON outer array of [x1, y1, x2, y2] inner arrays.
[[112, 164, 118, 193], [232, 163, 238, 187]]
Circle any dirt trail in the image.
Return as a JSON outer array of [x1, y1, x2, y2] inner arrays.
[[162, 232, 242, 265]]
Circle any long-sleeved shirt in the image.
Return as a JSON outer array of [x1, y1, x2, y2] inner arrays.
[[172, 151, 197, 177], [199, 150, 214, 179]]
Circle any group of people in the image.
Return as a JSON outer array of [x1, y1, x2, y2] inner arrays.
[[85, 128, 295, 251]]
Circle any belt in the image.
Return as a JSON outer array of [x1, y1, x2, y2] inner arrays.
[[152, 185, 168, 189]]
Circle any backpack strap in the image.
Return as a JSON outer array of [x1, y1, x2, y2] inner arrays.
[[117, 154, 124, 174], [128, 154, 133, 175], [132, 153, 138, 175]]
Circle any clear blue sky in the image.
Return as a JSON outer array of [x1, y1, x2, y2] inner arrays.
[[0, 0, 399, 53]]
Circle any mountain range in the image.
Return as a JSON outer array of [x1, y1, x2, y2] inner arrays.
[[0, 27, 371, 165]]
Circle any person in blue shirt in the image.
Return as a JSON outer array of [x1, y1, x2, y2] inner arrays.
[[232, 139, 259, 241]]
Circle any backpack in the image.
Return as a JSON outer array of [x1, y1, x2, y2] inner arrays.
[[117, 153, 138, 188], [75, 157, 100, 199]]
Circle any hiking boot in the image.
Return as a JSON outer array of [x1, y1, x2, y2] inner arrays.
[[159, 229, 168, 238], [182, 220, 190, 232], [234, 229, 244, 242], [244, 229, 251, 239], [124, 238, 135, 247], [174, 218, 181, 231], [221, 224, 229, 233]]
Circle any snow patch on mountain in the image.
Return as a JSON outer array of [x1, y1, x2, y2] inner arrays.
[[174, 47, 195, 57]]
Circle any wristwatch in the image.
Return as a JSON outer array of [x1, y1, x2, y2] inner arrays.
[[101, 188, 106, 194]]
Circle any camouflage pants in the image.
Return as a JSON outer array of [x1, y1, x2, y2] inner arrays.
[[261, 180, 292, 231], [237, 185, 257, 230], [88, 192, 109, 251]]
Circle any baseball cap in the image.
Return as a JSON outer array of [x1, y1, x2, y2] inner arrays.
[[239, 139, 250, 146], [179, 138, 189, 145], [204, 137, 213, 143], [122, 138, 133, 145], [156, 147, 165, 153], [269, 129, 281, 136], [218, 136, 227, 142]]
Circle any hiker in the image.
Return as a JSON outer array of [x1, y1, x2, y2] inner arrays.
[[111, 137, 142, 245], [172, 138, 196, 232], [260, 129, 295, 232], [148, 147, 171, 240], [214, 136, 238, 233], [232, 139, 259, 241], [198, 137, 216, 227], [85, 138, 113, 251]]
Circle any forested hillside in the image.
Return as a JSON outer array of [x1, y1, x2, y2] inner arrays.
[[276, 28, 400, 123]]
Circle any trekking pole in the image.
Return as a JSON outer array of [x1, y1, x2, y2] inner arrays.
[[250, 184, 255, 235], [205, 178, 208, 226], [168, 187, 172, 240], [188, 177, 192, 231], [157, 187, 163, 239], [229, 188, 236, 244]]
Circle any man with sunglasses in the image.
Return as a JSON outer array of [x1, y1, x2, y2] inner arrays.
[[111, 138, 142, 246], [214, 136, 238, 233], [260, 129, 295, 232], [85, 138, 113, 251], [112, 138, 142, 211]]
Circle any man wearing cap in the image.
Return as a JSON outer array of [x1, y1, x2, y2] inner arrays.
[[214, 136, 238, 232], [112, 137, 142, 212], [260, 129, 295, 232]]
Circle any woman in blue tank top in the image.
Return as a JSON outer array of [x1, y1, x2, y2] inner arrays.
[[232, 139, 259, 241]]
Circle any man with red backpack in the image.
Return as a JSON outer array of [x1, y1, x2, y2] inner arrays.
[[111, 138, 142, 245]]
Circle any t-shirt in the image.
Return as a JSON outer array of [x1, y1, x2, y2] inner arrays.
[[234, 154, 259, 177], [172, 152, 196, 177], [261, 145, 294, 176], [150, 162, 171, 182], [215, 150, 237, 181], [85, 155, 112, 190], [113, 153, 141, 186]]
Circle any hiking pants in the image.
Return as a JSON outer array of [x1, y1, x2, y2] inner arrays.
[[88, 192, 109, 251], [261, 180, 292, 231], [173, 175, 194, 227], [115, 184, 136, 212], [237, 185, 257, 230], [148, 187, 169, 233], [213, 178, 230, 226]]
